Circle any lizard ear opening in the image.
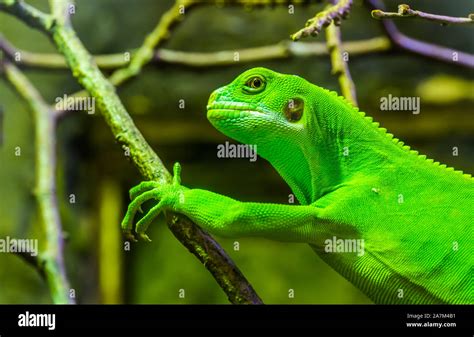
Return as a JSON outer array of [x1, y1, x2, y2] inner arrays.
[[284, 98, 304, 122]]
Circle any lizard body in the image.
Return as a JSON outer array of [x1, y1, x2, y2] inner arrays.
[[122, 68, 473, 304]]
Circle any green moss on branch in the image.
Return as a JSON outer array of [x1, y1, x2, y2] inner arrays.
[[4, 61, 74, 304], [326, 22, 358, 106]]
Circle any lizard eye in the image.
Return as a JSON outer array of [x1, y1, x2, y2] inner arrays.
[[243, 76, 265, 94], [284, 98, 304, 122]]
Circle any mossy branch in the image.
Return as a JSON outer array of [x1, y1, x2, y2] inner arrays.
[[3, 61, 74, 304], [1, 0, 263, 304], [326, 21, 358, 106], [291, 0, 353, 41], [371, 4, 474, 25]]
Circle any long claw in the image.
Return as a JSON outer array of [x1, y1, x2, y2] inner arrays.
[[138, 233, 152, 242], [121, 190, 160, 234], [123, 230, 137, 243], [135, 201, 164, 236]]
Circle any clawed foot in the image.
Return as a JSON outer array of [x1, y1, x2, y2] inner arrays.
[[121, 162, 185, 242]]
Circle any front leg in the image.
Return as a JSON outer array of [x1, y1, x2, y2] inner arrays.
[[122, 163, 322, 243]]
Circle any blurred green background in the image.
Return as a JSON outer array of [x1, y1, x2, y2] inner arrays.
[[0, 0, 472, 304]]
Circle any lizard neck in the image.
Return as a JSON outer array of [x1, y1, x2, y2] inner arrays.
[[262, 141, 316, 205], [258, 127, 345, 205], [265, 93, 399, 204]]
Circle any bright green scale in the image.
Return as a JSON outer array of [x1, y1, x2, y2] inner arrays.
[[122, 68, 473, 304]]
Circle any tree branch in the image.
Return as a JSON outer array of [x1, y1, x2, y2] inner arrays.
[[291, 0, 353, 41], [326, 21, 358, 106], [371, 4, 474, 25], [366, 0, 474, 69], [3, 60, 74, 304], [0, 0, 53, 32], [154, 37, 390, 67], [0, 34, 391, 69]]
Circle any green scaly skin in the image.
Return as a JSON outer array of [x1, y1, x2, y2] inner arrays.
[[122, 67, 473, 304]]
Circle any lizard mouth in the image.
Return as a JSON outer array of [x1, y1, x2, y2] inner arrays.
[[207, 101, 265, 121]]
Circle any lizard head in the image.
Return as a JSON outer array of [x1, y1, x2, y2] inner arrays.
[[207, 67, 323, 203], [207, 67, 318, 158]]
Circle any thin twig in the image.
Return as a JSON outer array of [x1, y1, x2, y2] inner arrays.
[[371, 4, 474, 25], [155, 37, 390, 66], [3, 60, 74, 304], [0, 34, 391, 69], [108, 0, 201, 86], [366, 0, 474, 69], [326, 21, 358, 106], [291, 0, 353, 41]]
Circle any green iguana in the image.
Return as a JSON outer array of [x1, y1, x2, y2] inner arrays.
[[122, 67, 473, 304]]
